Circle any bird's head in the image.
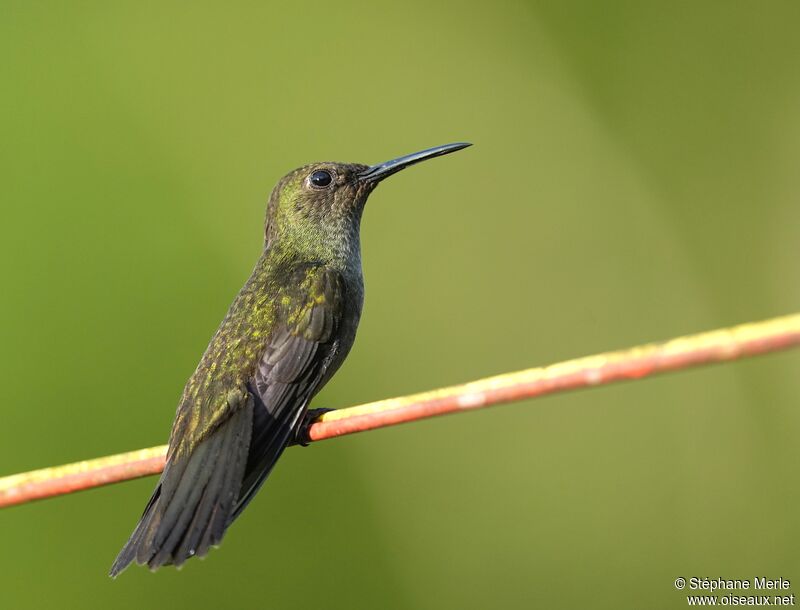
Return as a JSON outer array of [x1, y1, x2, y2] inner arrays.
[[263, 143, 471, 262]]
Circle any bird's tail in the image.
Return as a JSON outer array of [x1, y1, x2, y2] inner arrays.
[[109, 402, 256, 577]]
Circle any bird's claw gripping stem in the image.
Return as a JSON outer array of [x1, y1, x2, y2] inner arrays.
[[292, 408, 335, 447]]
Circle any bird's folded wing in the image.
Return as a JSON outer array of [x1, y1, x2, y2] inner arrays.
[[234, 263, 345, 516]]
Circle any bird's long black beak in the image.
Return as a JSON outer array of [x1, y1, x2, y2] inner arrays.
[[358, 142, 472, 184]]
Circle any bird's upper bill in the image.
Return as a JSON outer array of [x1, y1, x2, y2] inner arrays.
[[357, 142, 472, 184]]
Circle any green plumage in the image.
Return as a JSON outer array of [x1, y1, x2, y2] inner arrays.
[[109, 143, 470, 576]]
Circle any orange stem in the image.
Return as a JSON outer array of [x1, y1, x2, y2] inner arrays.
[[2, 313, 799, 509]]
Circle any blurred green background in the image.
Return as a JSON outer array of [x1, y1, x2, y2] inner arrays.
[[1, 1, 799, 608]]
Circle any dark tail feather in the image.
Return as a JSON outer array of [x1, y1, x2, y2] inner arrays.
[[109, 486, 163, 577], [108, 403, 253, 578], [109, 383, 309, 577]]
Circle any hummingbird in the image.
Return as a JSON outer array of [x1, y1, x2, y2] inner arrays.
[[109, 142, 471, 576]]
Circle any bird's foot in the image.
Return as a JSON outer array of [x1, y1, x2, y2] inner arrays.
[[292, 408, 335, 447]]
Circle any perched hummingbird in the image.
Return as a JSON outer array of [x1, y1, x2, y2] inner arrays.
[[109, 142, 471, 576]]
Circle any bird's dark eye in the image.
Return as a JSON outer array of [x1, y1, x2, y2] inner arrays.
[[309, 170, 333, 188]]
